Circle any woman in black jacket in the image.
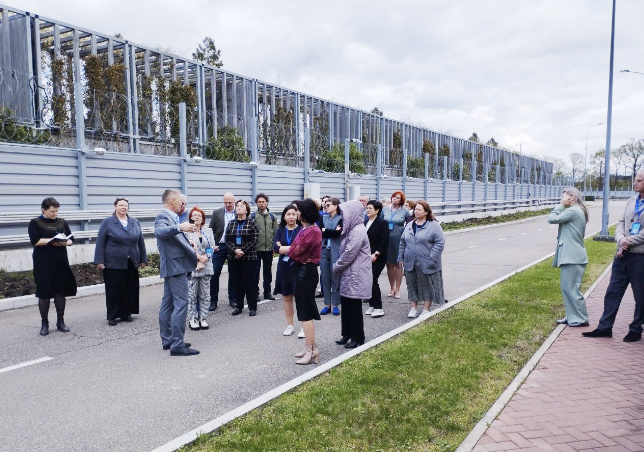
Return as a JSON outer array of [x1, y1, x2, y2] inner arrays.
[[364, 200, 389, 317]]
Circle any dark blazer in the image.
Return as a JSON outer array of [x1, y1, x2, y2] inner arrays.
[[94, 214, 147, 270], [365, 216, 389, 264], [209, 207, 235, 244], [155, 209, 198, 278]]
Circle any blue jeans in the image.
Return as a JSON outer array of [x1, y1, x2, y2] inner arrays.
[[598, 253, 644, 334], [209, 243, 236, 305]]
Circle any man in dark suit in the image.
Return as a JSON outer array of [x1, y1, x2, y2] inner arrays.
[[209, 191, 237, 311], [155, 189, 205, 356]]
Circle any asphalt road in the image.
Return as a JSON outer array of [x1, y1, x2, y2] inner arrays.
[[0, 201, 626, 452]]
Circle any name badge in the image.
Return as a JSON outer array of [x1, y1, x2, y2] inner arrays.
[[389, 222, 394, 231], [205, 247, 213, 258], [235, 236, 242, 245], [631, 223, 641, 235], [282, 255, 290, 262], [325, 238, 331, 248]]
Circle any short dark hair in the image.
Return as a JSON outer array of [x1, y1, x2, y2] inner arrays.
[[367, 200, 383, 214], [236, 199, 251, 216], [294, 199, 320, 224], [41, 197, 60, 210], [114, 197, 129, 206], [279, 204, 299, 228], [255, 193, 269, 203]]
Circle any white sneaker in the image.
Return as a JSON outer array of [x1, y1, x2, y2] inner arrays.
[[297, 328, 305, 339], [420, 309, 431, 318], [189, 319, 200, 330], [365, 307, 375, 315], [283, 325, 295, 336], [371, 309, 385, 318], [407, 308, 418, 318], [199, 318, 209, 329]]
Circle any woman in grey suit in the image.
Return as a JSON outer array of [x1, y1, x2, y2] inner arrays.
[[94, 197, 147, 326], [548, 187, 589, 327], [398, 200, 445, 318], [185, 206, 215, 330]]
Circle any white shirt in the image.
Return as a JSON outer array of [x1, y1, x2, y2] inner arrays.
[[219, 209, 235, 243]]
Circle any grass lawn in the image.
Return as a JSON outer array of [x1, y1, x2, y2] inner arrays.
[[181, 228, 617, 452]]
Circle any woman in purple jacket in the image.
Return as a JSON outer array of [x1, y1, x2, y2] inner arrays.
[[333, 200, 373, 349]]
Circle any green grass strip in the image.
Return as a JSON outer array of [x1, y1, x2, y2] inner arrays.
[[441, 208, 551, 232], [189, 227, 615, 451]]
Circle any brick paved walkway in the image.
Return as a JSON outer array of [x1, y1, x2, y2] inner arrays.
[[472, 270, 644, 452]]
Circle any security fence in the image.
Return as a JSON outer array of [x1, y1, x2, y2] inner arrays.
[[0, 3, 556, 186]]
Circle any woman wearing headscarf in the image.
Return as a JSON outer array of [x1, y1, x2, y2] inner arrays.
[[94, 197, 147, 326], [383, 191, 411, 299], [398, 201, 445, 318], [333, 200, 372, 349], [28, 197, 77, 336], [548, 187, 589, 327]]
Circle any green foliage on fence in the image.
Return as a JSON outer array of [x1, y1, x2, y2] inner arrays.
[[204, 126, 249, 162], [317, 142, 366, 174]]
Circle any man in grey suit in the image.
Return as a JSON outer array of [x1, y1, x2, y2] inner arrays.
[[155, 189, 205, 356]]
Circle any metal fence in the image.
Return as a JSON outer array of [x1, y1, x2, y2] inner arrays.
[[0, 3, 556, 185]]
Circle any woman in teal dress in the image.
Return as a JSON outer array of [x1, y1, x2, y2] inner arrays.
[[382, 191, 411, 299]]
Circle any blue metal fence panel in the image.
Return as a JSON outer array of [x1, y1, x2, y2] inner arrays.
[[256, 164, 305, 208]]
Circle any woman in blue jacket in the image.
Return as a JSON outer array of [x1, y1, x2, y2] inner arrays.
[[94, 197, 147, 326], [319, 197, 343, 315]]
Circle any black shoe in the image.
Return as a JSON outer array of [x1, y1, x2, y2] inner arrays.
[[249, 310, 257, 316], [335, 336, 350, 345], [567, 322, 589, 327], [344, 340, 364, 349], [121, 315, 133, 322], [209, 303, 218, 312], [263, 293, 276, 301], [170, 346, 200, 356], [231, 307, 243, 315], [108, 319, 118, 326], [229, 301, 237, 308], [582, 328, 612, 338], [623, 332, 642, 342], [315, 292, 324, 298], [163, 342, 190, 351], [40, 322, 49, 336], [56, 321, 70, 333]]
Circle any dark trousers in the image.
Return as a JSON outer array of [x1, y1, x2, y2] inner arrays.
[[103, 260, 139, 320], [255, 250, 274, 296], [229, 258, 258, 310], [598, 253, 644, 334], [368, 258, 386, 309], [340, 296, 365, 343], [210, 243, 236, 306]]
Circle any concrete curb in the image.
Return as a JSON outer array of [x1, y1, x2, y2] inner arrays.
[[454, 263, 613, 452]]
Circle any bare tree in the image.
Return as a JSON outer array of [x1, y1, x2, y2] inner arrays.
[[569, 152, 585, 183], [615, 138, 644, 178]]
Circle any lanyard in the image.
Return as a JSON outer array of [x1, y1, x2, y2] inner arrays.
[[413, 221, 427, 235], [285, 228, 295, 245], [635, 198, 644, 221], [199, 228, 211, 247], [390, 207, 398, 222], [236, 221, 246, 236]]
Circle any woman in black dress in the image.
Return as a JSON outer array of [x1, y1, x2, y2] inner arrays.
[[28, 197, 77, 336], [273, 204, 302, 337]]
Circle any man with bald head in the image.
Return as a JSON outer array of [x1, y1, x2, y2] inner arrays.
[[209, 192, 237, 311], [584, 169, 644, 342]]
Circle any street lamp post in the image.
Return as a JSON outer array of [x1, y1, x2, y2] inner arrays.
[[584, 122, 603, 198]]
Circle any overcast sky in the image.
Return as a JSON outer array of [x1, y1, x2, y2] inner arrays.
[[13, 0, 644, 166]]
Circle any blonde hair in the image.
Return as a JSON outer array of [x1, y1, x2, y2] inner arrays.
[[562, 187, 588, 223]]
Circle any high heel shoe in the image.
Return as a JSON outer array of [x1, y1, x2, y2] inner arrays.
[[295, 344, 320, 365], [295, 342, 315, 358]]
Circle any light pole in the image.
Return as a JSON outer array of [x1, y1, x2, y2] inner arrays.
[[584, 122, 603, 198]]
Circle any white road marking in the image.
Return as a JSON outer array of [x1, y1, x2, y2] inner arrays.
[[0, 357, 53, 374], [498, 238, 506, 241], [521, 232, 527, 235], [468, 245, 478, 249]]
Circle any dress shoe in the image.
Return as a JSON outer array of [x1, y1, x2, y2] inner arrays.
[[121, 315, 133, 322], [335, 336, 350, 345], [40, 321, 49, 336], [56, 320, 70, 332], [567, 321, 589, 327], [315, 292, 324, 298], [555, 317, 568, 324], [249, 310, 257, 317], [623, 332, 642, 342], [344, 340, 364, 349], [170, 346, 200, 356], [108, 319, 118, 326], [263, 293, 275, 301], [582, 328, 612, 338], [208, 303, 218, 312], [163, 342, 190, 350], [231, 307, 243, 315]]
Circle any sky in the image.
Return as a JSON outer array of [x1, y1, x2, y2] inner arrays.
[[11, 0, 644, 168]]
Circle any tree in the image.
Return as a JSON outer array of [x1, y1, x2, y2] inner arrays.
[[370, 107, 383, 116], [192, 37, 223, 67], [468, 132, 479, 142], [615, 138, 644, 178], [486, 137, 498, 147], [569, 152, 585, 183]]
